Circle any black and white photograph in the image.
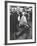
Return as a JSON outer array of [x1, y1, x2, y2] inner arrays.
[[5, 1, 36, 45], [10, 6, 32, 40]]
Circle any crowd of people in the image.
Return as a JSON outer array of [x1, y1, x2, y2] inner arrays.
[[10, 6, 32, 40]]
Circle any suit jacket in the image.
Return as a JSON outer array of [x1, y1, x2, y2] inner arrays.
[[10, 12, 18, 33]]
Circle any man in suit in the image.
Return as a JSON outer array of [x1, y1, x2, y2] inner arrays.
[[10, 8, 18, 40]]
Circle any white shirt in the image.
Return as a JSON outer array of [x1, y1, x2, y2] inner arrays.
[[19, 15, 27, 25], [18, 15, 20, 21]]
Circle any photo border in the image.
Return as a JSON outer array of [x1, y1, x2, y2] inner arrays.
[[5, 1, 36, 45]]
